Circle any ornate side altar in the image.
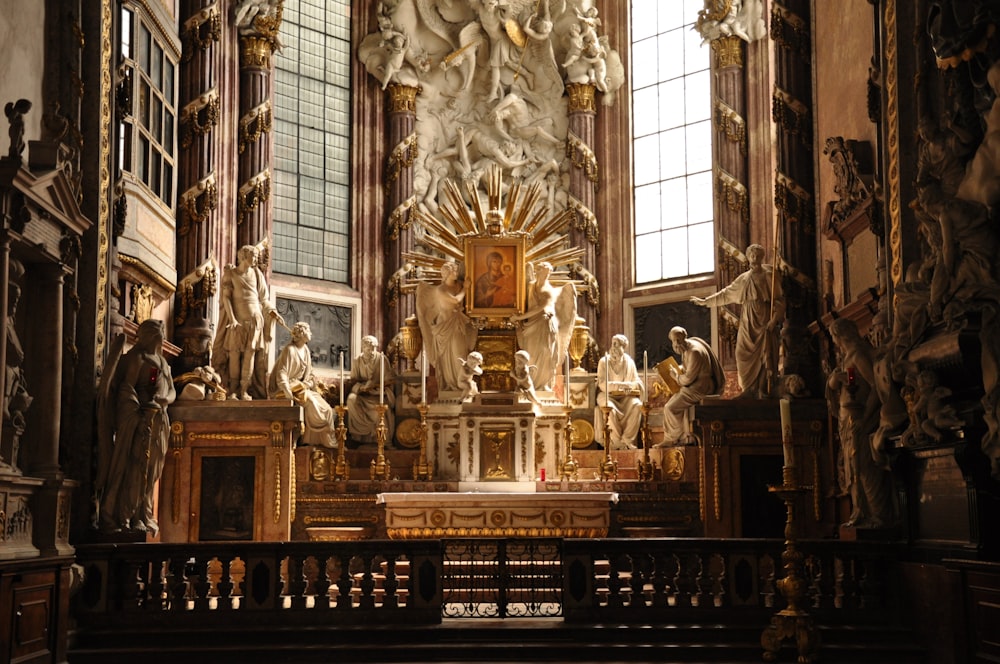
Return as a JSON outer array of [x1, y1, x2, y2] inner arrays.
[[159, 401, 301, 542]]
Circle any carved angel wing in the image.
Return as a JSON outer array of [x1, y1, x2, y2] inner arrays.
[[553, 282, 577, 364]]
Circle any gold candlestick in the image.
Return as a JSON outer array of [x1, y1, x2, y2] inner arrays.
[[559, 407, 579, 481], [760, 462, 819, 663], [412, 402, 432, 481], [637, 402, 655, 481], [332, 405, 350, 481], [369, 403, 391, 481], [599, 405, 618, 481]]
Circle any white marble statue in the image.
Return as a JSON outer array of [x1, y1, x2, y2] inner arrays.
[[269, 322, 337, 448], [595, 334, 643, 450], [656, 326, 724, 447], [459, 351, 484, 402], [694, 0, 767, 45], [691, 244, 785, 399], [97, 320, 176, 534], [415, 260, 479, 393], [346, 335, 395, 444], [511, 261, 576, 392], [212, 244, 285, 400], [511, 349, 541, 405]]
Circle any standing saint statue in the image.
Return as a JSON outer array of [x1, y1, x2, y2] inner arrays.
[[691, 244, 785, 398], [212, 244, 285, 400], [96, 320, 176, 534]]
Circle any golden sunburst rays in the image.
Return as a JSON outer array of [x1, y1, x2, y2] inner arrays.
[[406, 164, 584, 284]]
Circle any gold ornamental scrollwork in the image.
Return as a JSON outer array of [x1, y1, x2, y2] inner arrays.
[[179, 172, 218, 235], [386, 83, 420, 113], [182, 3, 221, 63], [772, 87, 811, 144], [716, 168, 749, 222], [711, 35, 743, 69], [170, 421, 185, 449], [566, 132, 599, 185], [568, 195, 600, 247], [270, 421, 285, 447], [387, 195, 416, 241], [241, 35, 276, 69], [237, 170, 271, 225], [186, 432, 267, 442], [566, 82, 597, 113], [770, 3, 810, 58], [180, 88, 220, 148], [386, 133, 419, 192], [714, 99, 747, 155], [96, 0, 113, 373], [775, 171, 814, 227], [239, 100, 272, 154]]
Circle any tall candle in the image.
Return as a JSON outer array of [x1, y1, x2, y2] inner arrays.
[[421, 352, 427, 404], [564, 352, 571, 406], [643, 350, 648, 398], [380, 355, 385, 405], [605, 353, 609, 397], [339, 352, 344, 406], [779, 398, 793, 467]]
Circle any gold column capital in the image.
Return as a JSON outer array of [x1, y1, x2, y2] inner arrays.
[[711, 35, 744, 69], [240, 35, 277, 69], [566, 83, 597, 113], [387, 83, 421, 113]]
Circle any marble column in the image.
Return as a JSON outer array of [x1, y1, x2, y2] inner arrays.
[[566, 83, 599, 334], [709, 35, 750, 372], [236, 32, 279, 250], [771, 0, 819, 391], [175, 0, 222, 374], [385, 83, 420, 338]]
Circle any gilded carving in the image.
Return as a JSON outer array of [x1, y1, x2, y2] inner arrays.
[[179, 172, 218, 235], [180, 89, 220, 148], [237, 170, 271, 225], [566, 82, 597, 113], [716, 168, 749, 221], [240, 35, 275, 69], [238, 100, 272, 154], [566, 132, 599, 184], [772, 87, 811, 144], [714, 99, 747, 155], [182, 3, 221, 62], [386, 133, 419, 192], [711, 35, 743, 69], [386, 83, 420, 114], [568, 196, 600, 247], [129, 283, 155, 323], [770, 3, 809, 57], [96, 0, 112, 372], [884, 0, 902, 287], [387, 195, 416, 241]]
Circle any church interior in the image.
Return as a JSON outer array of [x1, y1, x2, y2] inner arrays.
[[1, 0, 999, 662]]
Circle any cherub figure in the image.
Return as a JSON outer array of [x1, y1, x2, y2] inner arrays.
[[511, 349, 541, 405], [459, 351, 484, 402]]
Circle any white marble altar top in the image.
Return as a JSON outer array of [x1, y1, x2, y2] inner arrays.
[[377, 491, 618, 505]]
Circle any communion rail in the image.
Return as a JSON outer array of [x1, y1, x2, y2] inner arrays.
[[71, 537, 906, 629]]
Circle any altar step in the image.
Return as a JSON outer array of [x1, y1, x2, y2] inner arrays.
[[67, 619, 926, 663]]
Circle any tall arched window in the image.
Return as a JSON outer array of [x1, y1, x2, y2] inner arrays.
[[273, 0, 352, 282], [631, 0, 714, 283]]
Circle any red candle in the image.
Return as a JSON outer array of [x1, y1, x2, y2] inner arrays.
[[540, 468, 546, 481]]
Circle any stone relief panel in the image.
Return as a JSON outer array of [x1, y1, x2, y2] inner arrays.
[[359, 0, 624, 219]]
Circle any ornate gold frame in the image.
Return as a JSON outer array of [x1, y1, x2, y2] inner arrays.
[[464, 236, 526, 317]]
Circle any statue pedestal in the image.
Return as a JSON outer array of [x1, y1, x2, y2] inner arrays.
[[0, 473, 43, 560], [159, 400, 302, 543]]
